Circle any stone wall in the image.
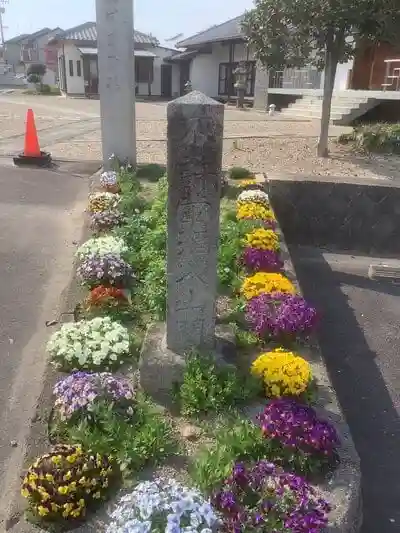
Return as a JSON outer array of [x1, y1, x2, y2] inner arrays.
[[268, 177, 400, 254]]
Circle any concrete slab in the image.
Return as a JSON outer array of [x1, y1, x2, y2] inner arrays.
[[290, 246, 400, 533], [0, 163, 89, 528]]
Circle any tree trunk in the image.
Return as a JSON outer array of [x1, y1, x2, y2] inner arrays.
[[317, 37, 339, 157]]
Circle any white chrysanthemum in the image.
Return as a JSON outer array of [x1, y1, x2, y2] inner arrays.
[[106, 479, 219, 533], [237, 189, 269, 206], [46, 317, 130, 370], [75, 236, 128, 260]]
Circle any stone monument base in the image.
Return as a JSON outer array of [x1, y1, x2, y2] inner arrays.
[[139, 322, 236, 408]]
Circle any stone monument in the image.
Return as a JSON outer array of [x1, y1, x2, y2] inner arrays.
[[96, 0, 136, 169], [253, 62, 269, 111], [233, 61, 248, 109], [140, 91, 229, 406]]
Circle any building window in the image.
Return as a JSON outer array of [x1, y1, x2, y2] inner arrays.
[[69, 59, 74, 77], [218, 61, 256, 97], [135, 58, 154, 83], [76, 60, 82, 77]]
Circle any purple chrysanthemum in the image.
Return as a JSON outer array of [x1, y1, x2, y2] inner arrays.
[[212, 460, 330, 532], [241, 246, 284, 273], [245, 292, 318, 340], [53, 371, 135, 421], [90, 209, 122, 231], [77, 253, 134, 288], [258, 399, 340, 456]]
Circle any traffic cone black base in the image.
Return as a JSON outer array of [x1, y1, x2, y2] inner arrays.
[[13, 151, 52, 167]]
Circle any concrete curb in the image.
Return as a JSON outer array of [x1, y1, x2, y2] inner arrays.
[[263, 175, 363, 533]]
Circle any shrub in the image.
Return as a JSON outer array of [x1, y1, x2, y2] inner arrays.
[[100, 170, 118, 189], [90, 209, 122, 232], [177, 351, 261, 417], [257, 399, 340, 474], [237, 189, 270, 207], [243, 227, 279, 251], [337, 122, 400, 154], [251, 348, 312, 398], [240, 272, 296, 300], [87, 192, 120, 213], [77, 253, 134, 288], [21, 444, 115, 521], [40, 84, 51, 93], [57, 396, 178, 472], [106, 479, 219, 533], [236, 202, 276, 222], [245, 292, 318, 341], [46, 317, 131, 371], [212, 461, 330, 532], [229, 166, 253, 180], [136, 163, 166, 181], [191, 419, 268, 491], [53, 372, 135, 422], [76, 236, 128, 261], [241, 247, 284, 273]]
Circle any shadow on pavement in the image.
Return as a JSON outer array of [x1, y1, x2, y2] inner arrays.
[[289, 245, 400, 533]]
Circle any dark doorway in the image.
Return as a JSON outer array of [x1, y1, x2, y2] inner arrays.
[[161, 64, 172, 98], [82, 55, 99, 96]]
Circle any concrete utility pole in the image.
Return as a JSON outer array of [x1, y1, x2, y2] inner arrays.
[[95, 0, 136, 169]]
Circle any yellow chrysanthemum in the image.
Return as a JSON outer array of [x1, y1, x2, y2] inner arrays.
[[237, 178, 259, 188], [237, 202, 275, 222], [87, 192, 120, 214], [244, 228, 280, 251], [240, 272, 296, 300], [251, 348, 312, 397], [37, 506, 50, 517]]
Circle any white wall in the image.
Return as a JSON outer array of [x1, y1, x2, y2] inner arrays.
[[59, 43, 85, 94], [333, 60, 354, 91], [190, 41, 254, 98]]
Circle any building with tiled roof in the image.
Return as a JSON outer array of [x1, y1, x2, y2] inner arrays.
[[49, 21, 180, 99], [4, 27, 63, 83]]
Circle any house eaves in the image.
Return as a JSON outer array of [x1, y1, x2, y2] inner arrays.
[[176, 15, 245, 48], [48, 21, 159, 46]]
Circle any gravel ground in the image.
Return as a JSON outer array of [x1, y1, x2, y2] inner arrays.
[[1, 93, 400, 180]]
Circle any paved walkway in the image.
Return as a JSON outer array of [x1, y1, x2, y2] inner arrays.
[[290, 247, 400, 533], [0, 162, 91, 528]]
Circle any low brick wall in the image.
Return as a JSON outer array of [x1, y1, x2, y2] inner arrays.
[[267, 176, 400, 254]]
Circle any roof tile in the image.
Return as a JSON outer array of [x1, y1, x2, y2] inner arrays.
[[51, 21, 159, 45], [177, 15, 245, 48]]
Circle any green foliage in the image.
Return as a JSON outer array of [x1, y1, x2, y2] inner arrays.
[[51, 396, 178, 475], [228, 166, 253, 180], [337, 122, 400, 153], [27, 73, 41, 84], [190, 418, 267, 491], [243, 0, 400, 71], [27, 62, 47, 77], [176, 351, 262, 418], [136, 164, 166, 182], [191, 415, 337, 492]]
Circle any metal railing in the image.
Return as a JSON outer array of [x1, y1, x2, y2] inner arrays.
[[269, 67, 322, 89]]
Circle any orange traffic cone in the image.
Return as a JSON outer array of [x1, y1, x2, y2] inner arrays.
[[13, 108, 52, 167], [23, 108, 41, 157]]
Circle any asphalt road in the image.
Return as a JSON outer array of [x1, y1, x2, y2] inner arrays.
[[0, 161, 91, 527], [290, 246, 400, 533]]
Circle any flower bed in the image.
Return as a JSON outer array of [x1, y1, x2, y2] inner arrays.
[[23, 165, 346, 532]]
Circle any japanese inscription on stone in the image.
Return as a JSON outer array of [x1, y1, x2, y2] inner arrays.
[[166, 91, 224, 355]]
